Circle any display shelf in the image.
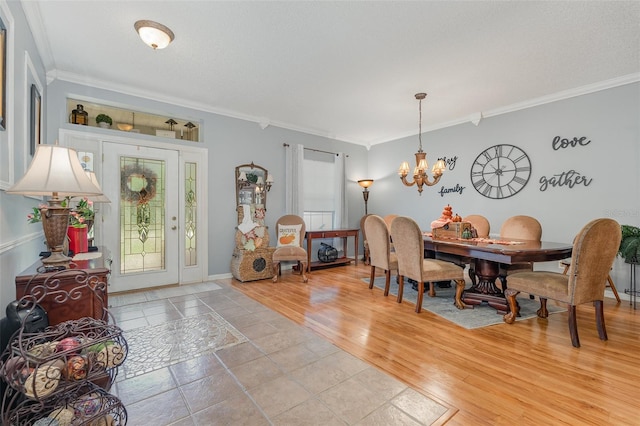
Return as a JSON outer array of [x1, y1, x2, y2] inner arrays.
[[1, 269, 128, 425]]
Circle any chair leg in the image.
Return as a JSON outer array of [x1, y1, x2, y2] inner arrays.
[[301, 262, 308, 283], [272, 262, 280, 283], [594, 300, 608, 341], [416, 281, 424, 313], [428, 282, 436, 298], [368, 266, 376, 289], [568, 305, 580, 348], [453, 279, 466, 310], [537, 298, 549, 318], [503, 288, 520, 324], [397, 275, 404, 303], [607, 274, 621, 303], [384, 270, 391, 296]]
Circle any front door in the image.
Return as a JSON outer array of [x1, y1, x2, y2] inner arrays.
[[102, 143, 180, 292]]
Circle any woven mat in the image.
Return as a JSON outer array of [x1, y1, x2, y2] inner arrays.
[[121, 312, 248, 379], [363, 276, 564, 329]]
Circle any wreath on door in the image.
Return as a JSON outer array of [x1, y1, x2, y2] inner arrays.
[[121, 164, 158, 242]]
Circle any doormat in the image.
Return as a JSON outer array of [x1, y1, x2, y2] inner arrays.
[[121, 312, 248, 379], [363, 276, 564, 329]]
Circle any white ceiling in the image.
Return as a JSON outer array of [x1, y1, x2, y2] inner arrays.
[[22, 1, 640, 148]]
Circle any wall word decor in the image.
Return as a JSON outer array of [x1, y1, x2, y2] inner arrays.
[[552, 136, 591, 150], [438, 184, 465, 197], [437, 156, 458, 170], [539, 170, 593, 191]]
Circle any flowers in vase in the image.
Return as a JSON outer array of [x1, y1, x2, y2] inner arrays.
[[69, 198, 94, 228], [27, 205, 47, 223]]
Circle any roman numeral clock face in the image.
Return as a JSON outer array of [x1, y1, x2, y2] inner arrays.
[[470, 144, 531, 199]]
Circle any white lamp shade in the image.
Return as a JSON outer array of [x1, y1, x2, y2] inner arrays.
[[135, 20, 175, 50], [85, 171, 111, 203], [7, 145, 103, 197]]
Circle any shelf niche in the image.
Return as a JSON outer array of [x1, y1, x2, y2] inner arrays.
[[66, 98, 201, 142]]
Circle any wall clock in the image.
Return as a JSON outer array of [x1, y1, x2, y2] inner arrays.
[[470, 144, 531, 199]]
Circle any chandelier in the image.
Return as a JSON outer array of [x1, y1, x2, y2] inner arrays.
[[398, 93, 446, 195]]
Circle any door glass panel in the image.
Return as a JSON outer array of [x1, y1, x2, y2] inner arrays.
[[120, 156, 166, 274], [185, 162, 197, 266]]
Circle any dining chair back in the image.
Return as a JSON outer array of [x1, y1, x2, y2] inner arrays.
[[463, 214, 490, 238], [272, 214, 308, 283], [503, 218, 621, 347], [364, 215, 398, 296], [499, 215, 542, 288], [390, 216, 466, 313]]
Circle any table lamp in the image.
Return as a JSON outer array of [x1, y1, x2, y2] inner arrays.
[[7, 145, 103, 267]]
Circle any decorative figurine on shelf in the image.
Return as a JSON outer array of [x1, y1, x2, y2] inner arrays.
[[70, 104, 88, 125]]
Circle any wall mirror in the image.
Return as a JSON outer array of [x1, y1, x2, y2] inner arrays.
[[235, 162, 272, 207]]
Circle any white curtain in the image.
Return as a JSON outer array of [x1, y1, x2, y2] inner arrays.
[[285, 143, 304, 216], [333, 152, 348, 254]]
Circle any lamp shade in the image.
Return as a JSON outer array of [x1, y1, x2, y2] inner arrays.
[[134, 20, 175, 50], [358, 179, 374, 189], [7, 145, 103, 197], [85, 171, 111, 203]]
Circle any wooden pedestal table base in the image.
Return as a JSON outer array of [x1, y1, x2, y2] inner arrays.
[[461, 258, 510, 314]]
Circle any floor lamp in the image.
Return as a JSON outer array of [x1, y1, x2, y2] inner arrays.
[[7, 145, 103, 268], [357, 179, 374, 215]]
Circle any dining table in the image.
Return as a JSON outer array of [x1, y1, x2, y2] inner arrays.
[[423, 234, 573, 313]]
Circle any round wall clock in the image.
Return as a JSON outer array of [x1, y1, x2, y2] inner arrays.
[[470, 144, 531, 199]]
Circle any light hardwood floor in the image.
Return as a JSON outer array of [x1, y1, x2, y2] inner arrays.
[[228, 262, 640, 425]]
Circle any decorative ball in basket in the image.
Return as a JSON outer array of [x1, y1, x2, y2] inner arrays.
[[318, 242, 338, 263]]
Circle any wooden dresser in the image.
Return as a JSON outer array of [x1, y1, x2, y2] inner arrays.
[[15, 251, 110, 326]]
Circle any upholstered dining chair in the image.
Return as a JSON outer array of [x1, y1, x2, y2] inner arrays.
[[360, 214, 373, 265], [272, 215, 308, 283], [464, 214, 490, 238], [503, 218, 621, 348], [364, 215, 398, 296], [498, 215, 542, 289], [390, 216, 466, 313], [560, 257, 621, 303]]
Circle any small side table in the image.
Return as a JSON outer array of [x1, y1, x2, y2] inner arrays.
[[624, 261, 638, 310]]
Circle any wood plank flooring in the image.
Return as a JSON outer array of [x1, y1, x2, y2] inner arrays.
[[228, 263, 640, 425]]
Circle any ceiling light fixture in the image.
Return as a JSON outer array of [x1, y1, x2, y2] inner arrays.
[[398, 93, 446, 195], [134, 20, 175, 50]]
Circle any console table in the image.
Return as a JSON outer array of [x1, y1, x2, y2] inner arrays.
[[15, 251, 110, 326], [305, 228, 359, 272]]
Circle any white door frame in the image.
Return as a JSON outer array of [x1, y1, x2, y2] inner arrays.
[[59, 128, 209, 289]]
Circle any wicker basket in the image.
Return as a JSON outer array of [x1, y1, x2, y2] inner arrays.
[[231, 246, 276, 282]]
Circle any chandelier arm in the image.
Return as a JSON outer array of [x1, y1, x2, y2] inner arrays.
[[400, 175, 418, 187], [423, 174, 443, 187]]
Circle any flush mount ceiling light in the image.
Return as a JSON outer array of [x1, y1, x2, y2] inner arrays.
[[134, 20, 175, 50]]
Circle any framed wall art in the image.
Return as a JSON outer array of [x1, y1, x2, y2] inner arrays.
[[29, 83, 41, 156], [0, 17, 6, 131]]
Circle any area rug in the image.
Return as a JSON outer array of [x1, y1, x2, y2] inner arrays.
[[363, 276, 564, 329], [122, 312, 248, 379]]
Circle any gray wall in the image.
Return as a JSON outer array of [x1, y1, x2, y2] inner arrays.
[[0, 1, 48, 311], [367, 82, 640, 284], [44, 80, 370, 279]]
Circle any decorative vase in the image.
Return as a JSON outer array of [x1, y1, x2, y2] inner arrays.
[[98, 122, 110, 129], [67, 226, 88, 255]]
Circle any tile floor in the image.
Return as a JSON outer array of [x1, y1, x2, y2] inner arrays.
[[108, 281, 449, 425]]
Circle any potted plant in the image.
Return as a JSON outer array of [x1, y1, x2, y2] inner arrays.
[[96, 114, 113, 128], [619, 224, 640, 264]]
